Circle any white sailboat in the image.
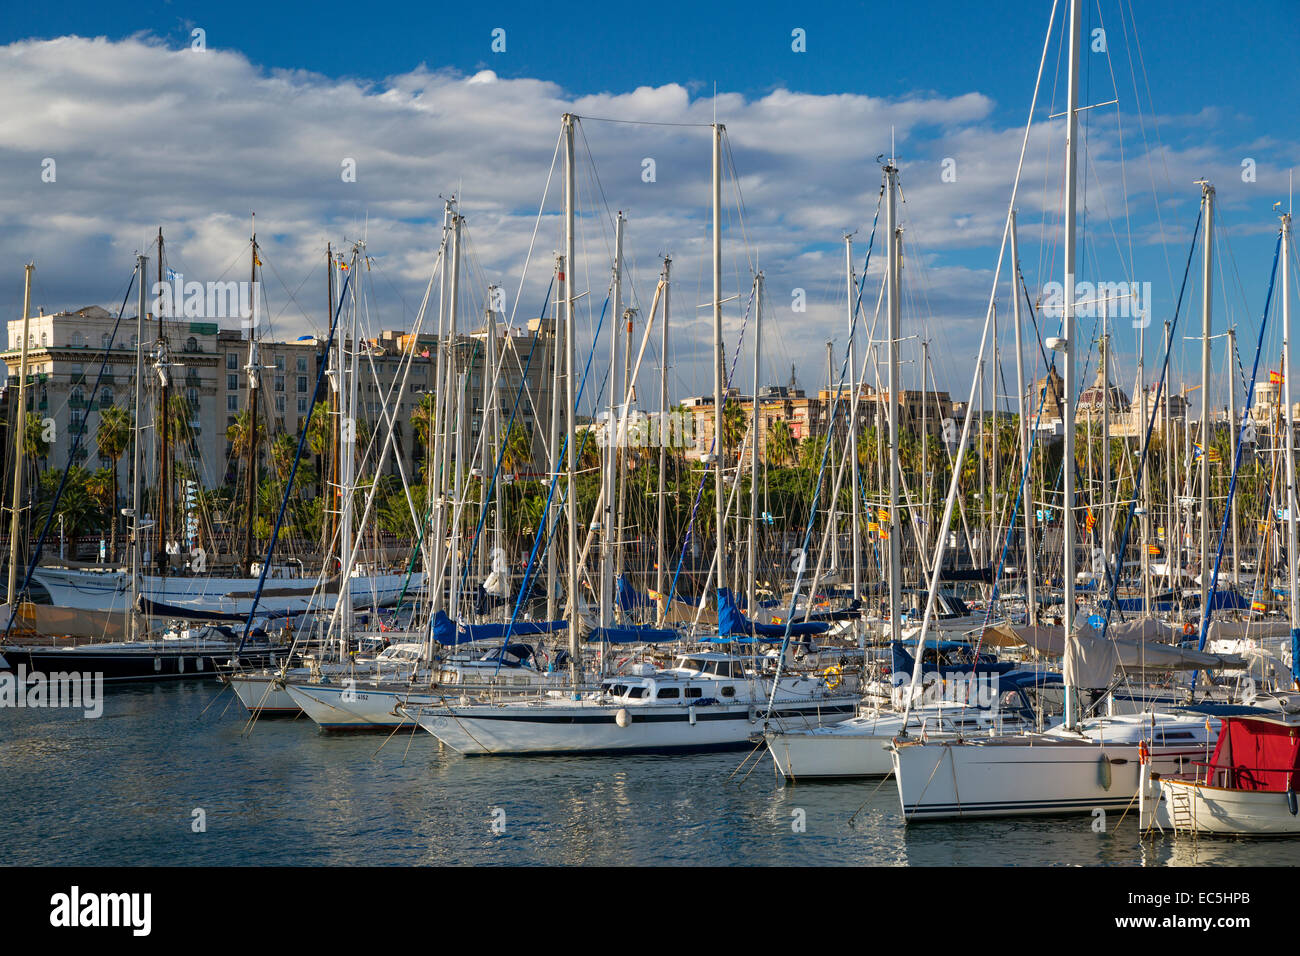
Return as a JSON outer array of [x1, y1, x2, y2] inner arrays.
[[889, 0, 1224, 821]]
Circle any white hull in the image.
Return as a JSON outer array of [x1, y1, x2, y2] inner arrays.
[[1154, 778, 1300, 835], [766, 706, 1039, 780], [284, 682, 414, 729], [891, 714, 1216, 820], [406, 694, 858, 755], [226, 674, 300, 716], [30, 566, 424, 616]]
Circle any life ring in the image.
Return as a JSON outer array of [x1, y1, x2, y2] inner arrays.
[[1138, 740, 1149, 765], [823, 665, 843, 690]]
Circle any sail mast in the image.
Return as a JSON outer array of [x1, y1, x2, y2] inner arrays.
[[1010, 210, 1037, 625], [131, 254, 147, 641], [563, 113, 580, 681], [747, 272, 763, 614], [240, 218, 259, 575], [885, 162, 902, 644], [711, 122, 726, 609], [656, 257, 671, 623], [1061, 0, 1081, 730], [1281, 211, 1298, 685], [1198, 181, 1215, 622], [7, 262, 33, 612]]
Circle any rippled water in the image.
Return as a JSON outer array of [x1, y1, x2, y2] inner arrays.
[[0, 681, 1291, 866]]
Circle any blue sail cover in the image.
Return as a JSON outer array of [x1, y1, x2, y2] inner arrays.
[[431, 610, 567, 646], [890, 641, 1015, 677], [717, 588, 830, 639], [587, 625, 681, 644]]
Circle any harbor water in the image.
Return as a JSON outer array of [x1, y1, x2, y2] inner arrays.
[[0, 681, 1290, 867]]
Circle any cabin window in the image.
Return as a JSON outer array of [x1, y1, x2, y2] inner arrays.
[[627, 687, 646, 699], [685, 687, 702, 699], [720, 686, 736, 698], [656, 687, 680, 699]]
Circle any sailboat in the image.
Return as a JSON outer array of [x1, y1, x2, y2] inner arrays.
[[889, 0, 1229, 821]]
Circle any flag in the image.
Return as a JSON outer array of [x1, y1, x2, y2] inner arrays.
[[1147, 544, 1160, 555], [1271, 369, 1284, 384], [1252, 600, 1267, 613], [1086, 508, 1096, 532], [1206, 447, 1222, 464], [878, 508, 889, 523]]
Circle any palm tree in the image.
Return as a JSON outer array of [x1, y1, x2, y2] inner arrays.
[[95, 405, 132, 562], [767, 419, 795, 467]]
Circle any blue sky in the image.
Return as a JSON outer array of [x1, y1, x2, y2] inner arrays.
[[1, 1, 1297, 405]]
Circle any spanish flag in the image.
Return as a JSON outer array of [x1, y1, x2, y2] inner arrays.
[[1271, 370, 1284, 384]]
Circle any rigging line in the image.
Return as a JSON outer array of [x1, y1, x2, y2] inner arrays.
[[1192, 230, 1282, 676], [458, 277, 557, 608], [491, 302, 614, 663], [235, 265, 351, 653], [504, 127, 563, 338], [575, 115, 715, 129], [5, 263, 139, 638], [901, 0, 1062, 726], [1098, 205, 1203, 640]]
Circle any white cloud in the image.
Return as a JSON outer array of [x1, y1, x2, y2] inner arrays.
[[0, 33, 1290, 405]]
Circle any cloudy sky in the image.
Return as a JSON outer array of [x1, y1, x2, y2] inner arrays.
[[2, 0, 1296, 410]]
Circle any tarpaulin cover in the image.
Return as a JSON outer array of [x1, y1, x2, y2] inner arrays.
[[1209, 717, 1300, 792], [717, 588, 829, 639], [431, 610, 566, 646], [586, 625, 681, 644]]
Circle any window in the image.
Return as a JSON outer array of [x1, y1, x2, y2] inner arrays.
[[185, 336, 198, 353], [296, 357, 307, 372], [101, 333, 110, 349], [227, 395, 238, 411], [228, 374, 239, 391], [71, 332, 84, 347], [226, 352, 238, 370], [656, 687, 680, 699], [274, 395, 285, 413], [274, 375, 284, 392], [40, 332, 48, 346], [297, 375, 308, 393], [627, 687, 646, 699], [297, 398, 308, 415], [274, 355, 285, 371], [720, 686, 736, 698], [685, 687, 702, 699]]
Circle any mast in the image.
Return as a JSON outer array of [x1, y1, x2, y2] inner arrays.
[[546, 253, 563, 622], [563, 112, 580, 681], [1228, 325, 1240, 588], [747, 272, 763, 614], [447, 218, 464, 618], [1061, 0, 1081, 730], [711, 122, 727, 607], [885, 161, 902, 643], [155, 228, 170, 576], [1010, 210, 1037, 624], [1199, 181, 1215, 620], [656, 257, 671, 622], [325, 242, 337, 554], [846, 235, 861, 606], [7, 263, 33, 611], [601, 214, 624, 630], [1281, 211, 1298, 685], [1102, 308, 1111, 584], [131, 255, 147, 641], [338, 246, 358, 644], [428, 204, 453, 614], [1138, 303, 1151, 615], [240, 220, 260, 575]]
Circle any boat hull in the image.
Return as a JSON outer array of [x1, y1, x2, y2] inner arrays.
[[1155, 778, 1300, 835], [0, 643, 284, 683], [407, 697, 859, 756], [891, 733, 1209, 820]]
